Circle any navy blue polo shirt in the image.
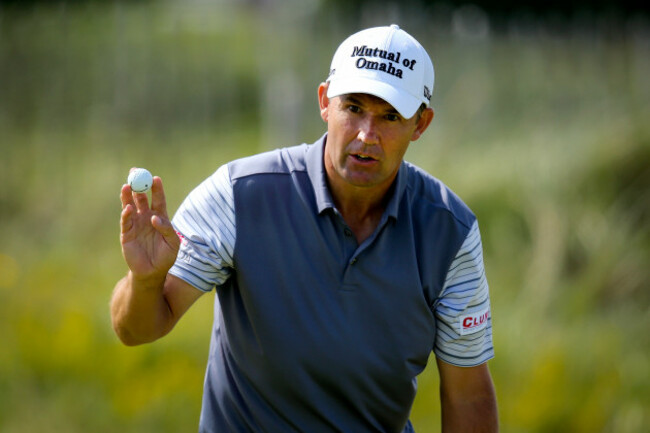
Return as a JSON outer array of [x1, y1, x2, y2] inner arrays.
[[170, 134, 494, 432]]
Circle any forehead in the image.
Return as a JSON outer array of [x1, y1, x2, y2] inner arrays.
[[338, 93, 399, 113]]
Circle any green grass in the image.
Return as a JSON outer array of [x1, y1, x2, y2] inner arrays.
[[1, 3, 649, 432]]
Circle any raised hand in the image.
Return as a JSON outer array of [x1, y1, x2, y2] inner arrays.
[[120, 174, 180, 281]]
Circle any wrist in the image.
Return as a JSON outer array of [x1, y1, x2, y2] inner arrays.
[[128, 270, 167, 291]]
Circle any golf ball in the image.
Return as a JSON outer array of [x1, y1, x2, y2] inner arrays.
[[128, 168, 153, 193]]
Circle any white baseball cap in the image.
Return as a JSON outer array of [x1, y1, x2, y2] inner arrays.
[[326, 24, 434, 119]]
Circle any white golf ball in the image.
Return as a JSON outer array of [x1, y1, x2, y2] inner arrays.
[[128, 168, 153, 193]]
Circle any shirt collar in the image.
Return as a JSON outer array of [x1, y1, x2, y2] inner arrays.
[[306, 133, 335, 213], [306, 133, 407, 221]]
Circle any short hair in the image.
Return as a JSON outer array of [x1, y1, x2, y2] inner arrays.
[[415, 103, 427, 122]]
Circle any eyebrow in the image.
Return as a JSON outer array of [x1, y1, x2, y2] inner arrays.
[[340, 94, 400, 115], [340, 94, 364, 105]]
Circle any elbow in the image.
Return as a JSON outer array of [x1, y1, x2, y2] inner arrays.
[[113, 322, 145, 346], [109, 283, 176, 346], [112, 314, 174, 346], [111, 319, 162, 346], [117, 332, 143, 347]]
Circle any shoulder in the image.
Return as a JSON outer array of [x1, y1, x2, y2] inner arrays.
[[402, 161, 476, 231], [228, 144, 310, 181]]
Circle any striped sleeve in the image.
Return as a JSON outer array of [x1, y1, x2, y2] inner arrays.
[[433, 220, 494, 367], [169, 164, 235, 292]]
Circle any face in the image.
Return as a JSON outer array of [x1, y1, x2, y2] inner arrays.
[[318, 83, 434, 196]]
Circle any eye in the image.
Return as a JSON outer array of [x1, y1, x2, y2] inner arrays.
[[347, 104, 362, 114], [385, 113, 400, 122]]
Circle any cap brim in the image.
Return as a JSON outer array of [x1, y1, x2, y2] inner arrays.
[[327, 77, 422, 119]]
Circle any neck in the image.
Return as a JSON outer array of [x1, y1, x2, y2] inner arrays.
[[328, 179, 395, 244], [333, 186, 388, 220]]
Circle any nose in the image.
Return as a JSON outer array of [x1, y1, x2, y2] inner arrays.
[[357, 115, 380, 145]]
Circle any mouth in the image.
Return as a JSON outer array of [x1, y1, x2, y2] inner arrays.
[[351, 153, 377, 163]]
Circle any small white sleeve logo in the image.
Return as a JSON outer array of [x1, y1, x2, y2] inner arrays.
[[459, 307, 490, 336]]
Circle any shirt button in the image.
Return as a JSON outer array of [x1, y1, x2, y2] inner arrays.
[[344, 228, 353, 237]]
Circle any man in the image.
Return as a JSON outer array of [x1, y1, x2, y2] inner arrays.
[[111, 24, 498, 432]]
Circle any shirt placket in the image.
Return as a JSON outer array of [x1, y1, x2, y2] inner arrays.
[[334, 210, 391, 288]]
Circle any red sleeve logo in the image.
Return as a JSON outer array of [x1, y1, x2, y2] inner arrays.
[[176, 231, 188, 246], [459, 307, 490, 336]]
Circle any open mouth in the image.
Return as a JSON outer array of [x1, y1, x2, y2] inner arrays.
[[351, 153, 376, 162]]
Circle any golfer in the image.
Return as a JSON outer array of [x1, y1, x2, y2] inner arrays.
[[111, 24, 498, 432]]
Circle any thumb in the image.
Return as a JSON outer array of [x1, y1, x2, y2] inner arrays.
[[151, 215, 180, 248]]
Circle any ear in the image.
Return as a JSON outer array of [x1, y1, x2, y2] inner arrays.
[[318, 82, 330, 122], [410, 108, 434, 142]]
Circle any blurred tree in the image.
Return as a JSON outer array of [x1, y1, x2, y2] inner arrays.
[[321, 0, 649, 18], [1, 0, 647, 16], [0, 0, 151, 6]]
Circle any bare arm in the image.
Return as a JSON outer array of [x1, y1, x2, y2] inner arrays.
[[111, 272, 203, 346], [110, 175, 204, 346], [437, 358, 499, 433]]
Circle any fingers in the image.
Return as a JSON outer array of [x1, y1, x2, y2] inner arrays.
[[121, 182, 149, 212], [120, 183, 148, 239], [120, 184, 136, 236], [152, 214, 181, 251], [120, 172, 168, 228], [120, 203, 134, 235], [132, 188, 150, 212], [150, 177, 168, 217], [121, 184, 135, 210]]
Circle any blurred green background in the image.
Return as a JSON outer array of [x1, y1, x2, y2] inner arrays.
[[0, 0, 648, 432]]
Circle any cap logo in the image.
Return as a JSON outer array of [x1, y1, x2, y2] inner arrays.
[[423, 85, 432, 101], [350, 45, 418, 80]]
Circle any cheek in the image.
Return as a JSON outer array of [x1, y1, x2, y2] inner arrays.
[[384, 139, 411, 164], [329, 108, 358, 130]]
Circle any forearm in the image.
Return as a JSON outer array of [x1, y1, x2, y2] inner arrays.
[[437, 359, 498, 433], [110, 271, 175, 346], [440, 390, 498, 433]]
